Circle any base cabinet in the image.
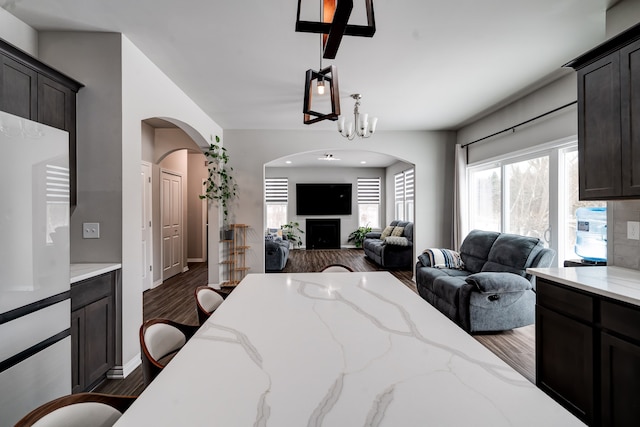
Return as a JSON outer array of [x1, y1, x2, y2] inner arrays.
[[536, 278, 640, 426], [536, 305, 594, 422], [71, 271, 116, 393], [601, 333, 640, 426]]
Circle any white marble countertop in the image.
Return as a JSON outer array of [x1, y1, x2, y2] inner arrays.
[[528, 266, 640, 306], [70, 263, 121, 284], [115, 272, 581, 427]]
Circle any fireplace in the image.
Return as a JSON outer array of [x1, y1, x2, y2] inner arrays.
[[306, 219, 340, 249]]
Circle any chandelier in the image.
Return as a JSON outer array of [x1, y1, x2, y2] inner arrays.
[[337, 94, 377, 140]]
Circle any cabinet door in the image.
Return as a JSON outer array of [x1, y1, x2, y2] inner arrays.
[[620, 39, 640, 197], [601, 332, 640, 427], [37, 74, 77, 206], [71, 309, 85, 394], [577, 51, 622, 200], [536, 304, 594, 423], [83, 295, 114, 387], [0, 54, 37, 120]]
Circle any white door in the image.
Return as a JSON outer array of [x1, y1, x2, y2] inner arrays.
[[161, 170, 182, 280], [141, 162, 153, 291]]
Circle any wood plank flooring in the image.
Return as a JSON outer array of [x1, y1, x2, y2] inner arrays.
[[95, 249, 534, 396]]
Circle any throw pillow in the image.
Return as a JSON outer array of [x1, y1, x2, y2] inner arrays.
[[390, 226, 404, 237], [384, 236, 409, 246], [379, 225, 395, 240], [421, 248, 464, 269]]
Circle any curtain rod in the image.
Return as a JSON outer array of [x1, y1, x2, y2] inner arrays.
[[461, 100, 577, 149]]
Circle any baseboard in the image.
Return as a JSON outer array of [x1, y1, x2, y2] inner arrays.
[[188, 257, 205, 262], [182, 265, 190, 273], [151, 279, 163, 289], [106, 354, 141, 379]]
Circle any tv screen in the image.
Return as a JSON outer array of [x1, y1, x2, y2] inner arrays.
[[296, 183, 352, 215]]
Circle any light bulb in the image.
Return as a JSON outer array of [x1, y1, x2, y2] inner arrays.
[[317, 79, 325, 95]]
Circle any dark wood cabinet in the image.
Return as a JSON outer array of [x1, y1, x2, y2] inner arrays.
[[0, 54, 37, 119], [536, 277, 640, 426], [567, 23, 640, 200], [0, 39, 83, 205], [536, 280, 595, 423], [71, 271, 116, 393]]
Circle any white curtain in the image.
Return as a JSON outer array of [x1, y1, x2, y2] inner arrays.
[[453, 144, 468, 251]]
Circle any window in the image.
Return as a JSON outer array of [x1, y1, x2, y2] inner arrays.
[[559, 147, 605, 260], [469, 153, 550, 242], [394, 169, 414, 222], [265, 178, 288, 230], [467, 141, 605, 265], [357, 177, 380, 228]]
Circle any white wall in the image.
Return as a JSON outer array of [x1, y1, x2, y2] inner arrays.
[[38, 32, 223, 375], [266, 166, 386, 245], [226, 129, 456, 277], [0, 7, 37, 56], [607, 0, 640, 37], [458, 73, 578, 164]]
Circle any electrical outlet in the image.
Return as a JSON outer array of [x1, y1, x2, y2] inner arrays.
[[83, 222, 100, 239], [627, 221, 640, 240]]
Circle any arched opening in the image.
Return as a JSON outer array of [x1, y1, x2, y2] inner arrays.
[[140, 118, 211, 290], [264, 148, 416, 272]]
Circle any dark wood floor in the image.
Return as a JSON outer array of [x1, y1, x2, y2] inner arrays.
[[95, 249, 534, 396]]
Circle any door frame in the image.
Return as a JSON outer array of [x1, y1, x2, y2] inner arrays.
[[141, 162, 153, 291]]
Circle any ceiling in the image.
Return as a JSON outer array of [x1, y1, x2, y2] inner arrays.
[[3, 0, 615, 167]]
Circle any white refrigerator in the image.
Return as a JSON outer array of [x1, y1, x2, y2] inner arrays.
[[0, 110, 71, 426]]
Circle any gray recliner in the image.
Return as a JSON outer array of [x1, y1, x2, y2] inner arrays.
[[416, 230, 555, 333]]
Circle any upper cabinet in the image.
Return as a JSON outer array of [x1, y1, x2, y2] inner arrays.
[[0, 39, 83, 206], [566, 23, 640, 200]]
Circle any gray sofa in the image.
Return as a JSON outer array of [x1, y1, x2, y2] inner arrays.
[[416, 230, 555, 333], [363, 221, 413, 269], [265, 237, 290, 272]]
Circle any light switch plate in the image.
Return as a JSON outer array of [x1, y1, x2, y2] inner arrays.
[[83, 222, 100, 239], [627, 221, 640, 240]]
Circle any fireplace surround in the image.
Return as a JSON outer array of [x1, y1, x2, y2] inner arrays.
[[306, 219, 340, 249]]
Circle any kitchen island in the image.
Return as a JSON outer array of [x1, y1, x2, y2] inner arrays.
[[116, 271, 581, 426]]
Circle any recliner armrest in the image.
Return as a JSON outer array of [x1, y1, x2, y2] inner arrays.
[[465, 272, 532, 293]]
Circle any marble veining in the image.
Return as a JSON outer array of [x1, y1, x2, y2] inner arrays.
[[115, 272, 582, 427]]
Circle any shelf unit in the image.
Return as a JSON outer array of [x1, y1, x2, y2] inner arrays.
[[221, 224, 250, 288]]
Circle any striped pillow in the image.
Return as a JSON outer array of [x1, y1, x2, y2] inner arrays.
[[421, 248, 464, 269]]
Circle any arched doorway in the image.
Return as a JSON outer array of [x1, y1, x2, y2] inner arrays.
[[141, 118, 211, 289], [264, 148, 416, 270]]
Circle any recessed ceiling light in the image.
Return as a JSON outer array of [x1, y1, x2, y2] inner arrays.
[[360, 161, 367, 164], [285, 160, 292, 164]]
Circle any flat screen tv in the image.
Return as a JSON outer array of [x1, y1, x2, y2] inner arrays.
[[296, 183, 352, 215]]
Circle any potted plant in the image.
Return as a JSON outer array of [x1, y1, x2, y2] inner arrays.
[[281, 221, 304, 248], [199, 135, 238, 239], [348, 224, 372, 248]]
